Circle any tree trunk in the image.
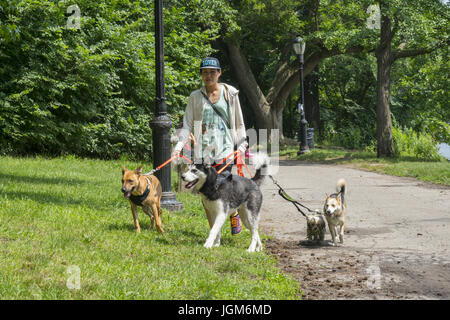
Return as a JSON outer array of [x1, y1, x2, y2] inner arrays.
[[375, 5, 395, 157], [223, 42, 272, 131]]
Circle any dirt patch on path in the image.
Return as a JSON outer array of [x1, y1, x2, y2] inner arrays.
[[260, 161, 450, 300], [264, 238, 450, 300]]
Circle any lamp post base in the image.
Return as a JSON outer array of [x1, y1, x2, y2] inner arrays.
[[161, 191, 184, 211], [150, 115, 183, 212]]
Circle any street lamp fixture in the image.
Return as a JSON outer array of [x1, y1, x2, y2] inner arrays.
[[293, 36, 310, 155], [293, 36, 306, 56]]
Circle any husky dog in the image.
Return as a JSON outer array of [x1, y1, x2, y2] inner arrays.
[[306, 211, 326, 243], [181, 153, 270, 252], [323, 179, 347, 246]]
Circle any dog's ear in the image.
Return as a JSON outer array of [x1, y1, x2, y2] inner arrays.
[[325, 193, 329, 199], [122, 166, 128, 174], [136, 165, 143, 175]]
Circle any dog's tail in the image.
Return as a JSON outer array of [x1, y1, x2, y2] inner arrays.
[[336, 178, 347, 202], [336, 178, 346, 194], [251, 152, 270, 186]]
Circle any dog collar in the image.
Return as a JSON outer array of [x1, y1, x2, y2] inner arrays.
[[129, 177, 151, 206]]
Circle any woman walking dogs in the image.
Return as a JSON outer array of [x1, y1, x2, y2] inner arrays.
[[172, 57, 248, 238]]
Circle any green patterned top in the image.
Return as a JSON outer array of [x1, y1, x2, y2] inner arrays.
[[201, 85, 234, 161]]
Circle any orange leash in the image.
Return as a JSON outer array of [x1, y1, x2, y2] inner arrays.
[[143, 151, 250, 177], [213, 151, 239, 168], [179, 154, 193, 163], [142, 154, 192, 176], [216, 152, 253, 178], [217, 153, 240, 174]]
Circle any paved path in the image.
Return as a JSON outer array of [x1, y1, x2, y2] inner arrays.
[[259, 160, 450, 300]]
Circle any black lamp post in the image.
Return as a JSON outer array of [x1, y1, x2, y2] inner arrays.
[[293, 36, 310, 155], [150, 0, 183, 211]]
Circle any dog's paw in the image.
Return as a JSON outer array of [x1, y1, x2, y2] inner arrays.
[[247, 243, 260, 253], [203, 241, 214, 249]]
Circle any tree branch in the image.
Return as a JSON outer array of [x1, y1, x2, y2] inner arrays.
[[392, 47, 433, 61], [392, 37, 449, 61], [281, 45, 365, 96]]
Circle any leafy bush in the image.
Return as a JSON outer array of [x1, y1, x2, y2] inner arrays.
[[0, 0, 216, 160], [392, 126, 442, 160], [319, 124, 374, 150]]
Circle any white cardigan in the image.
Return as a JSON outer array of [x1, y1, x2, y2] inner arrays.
[[174, 83, 248, 159]]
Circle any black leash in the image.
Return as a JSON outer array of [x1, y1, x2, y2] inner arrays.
[[268, 175, 315, 218]]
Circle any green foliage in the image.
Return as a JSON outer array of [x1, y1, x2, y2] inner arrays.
[[392, 126, 443, 160], [319, 125, 372, 150], [317, 54, 376, 149], [0, 0, 216, 159], [0, 0, 448, 159], [391, 48, 450, 144], [0, 0, 21, 42]]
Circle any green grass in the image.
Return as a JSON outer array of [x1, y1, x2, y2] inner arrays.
[[280, 145, 450, 186], [0, 156, 300, 300]]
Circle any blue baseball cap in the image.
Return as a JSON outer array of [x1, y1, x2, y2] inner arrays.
[[200, 57, 221, 70]]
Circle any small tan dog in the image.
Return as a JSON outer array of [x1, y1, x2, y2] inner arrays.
[[323, 179, 347, 246], [121, 166, 163, 233]]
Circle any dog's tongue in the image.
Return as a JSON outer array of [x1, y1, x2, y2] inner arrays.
[[124, 191, 131, 198], [185, 181, 197, 189], [185, 182, 194, 189]]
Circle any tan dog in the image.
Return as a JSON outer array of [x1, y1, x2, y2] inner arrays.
[[323, 179, 347, 246], [121, 166, 163, 233]]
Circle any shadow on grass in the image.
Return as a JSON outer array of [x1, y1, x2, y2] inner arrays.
[[0, 172, 86, 186], [107, 221, 161, 233], [107, 222, 140, 232], [107, 222, 208, 246], [2, 190, 110, 210], [151, 229, 209, 246]]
